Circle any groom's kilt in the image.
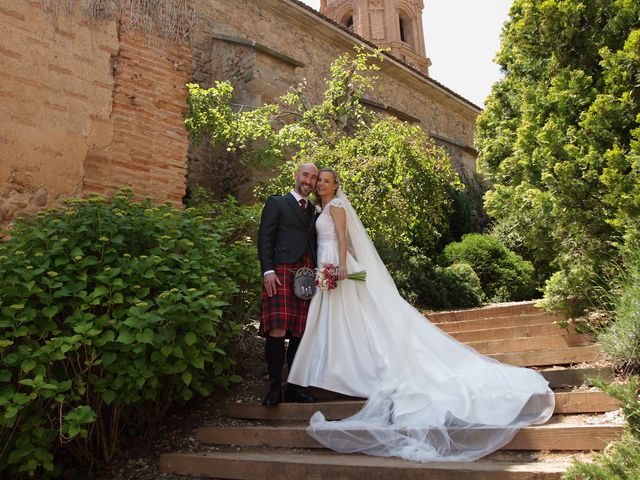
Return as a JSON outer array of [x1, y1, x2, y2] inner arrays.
[[260, 250, 314, 337]]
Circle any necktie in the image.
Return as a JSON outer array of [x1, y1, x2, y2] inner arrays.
[[299, 199, 306, 210]]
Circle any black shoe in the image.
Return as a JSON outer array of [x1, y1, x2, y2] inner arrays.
[[262, 380, 282, 406], [284, 384, 316, 403]]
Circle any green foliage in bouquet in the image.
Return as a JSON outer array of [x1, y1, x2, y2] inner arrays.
[[442, 234, 536, 302], [0, 191, 260, 477]]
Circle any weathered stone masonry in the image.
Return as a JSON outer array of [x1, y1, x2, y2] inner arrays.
[[0, 1, 191, 222], [1, 0, 479, 222]]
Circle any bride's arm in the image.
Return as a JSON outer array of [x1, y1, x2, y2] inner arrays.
[[330, 205, 348, 280]]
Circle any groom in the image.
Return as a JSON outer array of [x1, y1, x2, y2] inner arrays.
[[257, 163, 319, 405]]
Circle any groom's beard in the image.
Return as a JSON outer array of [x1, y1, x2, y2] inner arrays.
[[296, 184, 312, 197]]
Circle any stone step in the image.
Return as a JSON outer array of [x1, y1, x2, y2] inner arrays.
[[468, 333, 593, 355], [541, 366, 614, 389], [195, 424, 622, 451], [427, 301, 545, 323], [160, 451, 572, 479], [434, 313, 564, 334], [449, 323, 577, 343], [225, 391, 620, 421], [489, 345, 603, 367], [297, 367, 615, 402]]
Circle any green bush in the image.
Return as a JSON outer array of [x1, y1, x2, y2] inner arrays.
[[442, 233, 536, 302], [598, 245, 640, 372], [440, 171, 491, 248], [0, 191, 261, 477], [564, 377, 640, 479], [380, 246, 484, 310], [380, 248, 434, 307], [433, 263, 485, 309], [476, 0, 640, 311]]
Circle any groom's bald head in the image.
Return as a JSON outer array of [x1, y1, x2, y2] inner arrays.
[[296, 162, 318, 174]]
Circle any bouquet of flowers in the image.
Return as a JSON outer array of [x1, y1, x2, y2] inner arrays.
[[315, 262, 366, 291]]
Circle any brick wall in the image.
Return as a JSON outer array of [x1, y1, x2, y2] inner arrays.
[[0, 1, 191, 223], [83, 33, 191, 205]]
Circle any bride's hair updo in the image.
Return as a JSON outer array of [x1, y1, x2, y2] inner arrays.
[[319, 167, 340, 195]]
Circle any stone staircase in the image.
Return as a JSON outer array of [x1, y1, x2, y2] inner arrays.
[[160, 301, 623, 479]]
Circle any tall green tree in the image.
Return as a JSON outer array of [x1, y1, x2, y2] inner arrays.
[[476, 0, 640, 312]]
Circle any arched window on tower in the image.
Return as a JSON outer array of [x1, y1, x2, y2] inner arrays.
[[398, 11, 415, 49], [340, 10, 354, 31], [346, 15, 354, 30]]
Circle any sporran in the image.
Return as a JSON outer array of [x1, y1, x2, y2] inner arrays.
[[293, 266, 316, 300]]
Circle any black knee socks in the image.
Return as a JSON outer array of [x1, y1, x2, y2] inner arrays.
[[287, 336, 301, 372], [265, 336, 286, 384]]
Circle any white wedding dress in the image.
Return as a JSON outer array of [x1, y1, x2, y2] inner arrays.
[[288, 192, 555, 462]]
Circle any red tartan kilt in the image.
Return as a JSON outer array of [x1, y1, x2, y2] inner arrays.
[[260, 250, 315, 337]]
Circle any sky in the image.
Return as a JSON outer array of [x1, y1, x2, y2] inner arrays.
[[298, 0, 513, 107]]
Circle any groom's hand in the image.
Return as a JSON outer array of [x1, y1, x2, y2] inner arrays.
[[264, 272, 281, 297]]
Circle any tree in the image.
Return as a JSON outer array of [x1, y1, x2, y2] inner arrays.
[[186, 48, 460, 256], [476, 0, 640, 312]]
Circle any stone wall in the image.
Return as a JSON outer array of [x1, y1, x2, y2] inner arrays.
[[0, 1, 191, 223], [189, 0, 480, 200], [1, 0, 480, 220]]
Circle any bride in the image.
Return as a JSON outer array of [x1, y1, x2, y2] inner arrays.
[[287, 168, 555, 462]]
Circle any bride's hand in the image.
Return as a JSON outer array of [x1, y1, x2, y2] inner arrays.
[[338, 267, 348, 281]]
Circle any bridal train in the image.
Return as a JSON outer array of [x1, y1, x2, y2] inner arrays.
[[288, 187, 554, 462]]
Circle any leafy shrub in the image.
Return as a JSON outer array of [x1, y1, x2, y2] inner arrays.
[[598, 245, 640, 373], [380, 247, 484, 310], [538, 263, 597, 316], [564, 377, 640, 479], [433, 263, 485, 309], [442, 233, 536, 302], [440, 171, 491, 248], [0, 191, 261, 477]]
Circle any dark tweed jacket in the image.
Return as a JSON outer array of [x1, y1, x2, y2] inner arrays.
[[258, 193, 317, 274]]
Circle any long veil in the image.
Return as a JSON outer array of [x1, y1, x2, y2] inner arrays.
[[306, 189, 555, 462]]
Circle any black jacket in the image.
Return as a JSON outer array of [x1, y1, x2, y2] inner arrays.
[[258, 193, 317, 274]]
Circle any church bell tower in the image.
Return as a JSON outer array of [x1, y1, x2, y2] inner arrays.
[[320, 0, 431, 75]]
